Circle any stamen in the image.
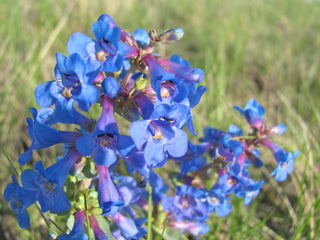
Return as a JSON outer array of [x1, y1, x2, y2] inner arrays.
[[211, 197, 218, 203], [281, 162, 288, 169], [45, 181, 54, 192], [161, 87, 170, 97], [96, 50, 110, 61], [62, 88, 73, 98], [227, 178, 235, 185], [181, 196, 189, 208], [153, 128, 163, 139]]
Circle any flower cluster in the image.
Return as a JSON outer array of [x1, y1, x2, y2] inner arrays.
[[4, 14, 298, 239]]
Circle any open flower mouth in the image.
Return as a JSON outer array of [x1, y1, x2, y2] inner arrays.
[[97, 133, 115, 146]]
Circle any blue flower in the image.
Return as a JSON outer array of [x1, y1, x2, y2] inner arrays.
[[20, 150, 81, 212], [35, 80, 92, 127], [234, 99, 265, 129], [199, 174, 233, 217], [173, 141, 211, 175], [67, 14, 125, 74], [162, 185, 209, 222], [218, 134, 244, 162], [112, 212, 147, 239], [96, 165, 124, 216], [169, 221, 210, 237], [18, 108, 78, 165], [160, 54, 204, 84], [235, 179, 264, 205], [270, 151, 299, 181], [54, 52, 101, 112], [4, 176, 37, 228], [76, 96, 134, 166], [130, 103, 190, 167]]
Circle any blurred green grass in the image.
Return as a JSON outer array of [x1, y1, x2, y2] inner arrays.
[[0, 0, 319, 239]]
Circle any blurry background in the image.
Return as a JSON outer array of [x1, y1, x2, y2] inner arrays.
[[0, 0, 319, 239]]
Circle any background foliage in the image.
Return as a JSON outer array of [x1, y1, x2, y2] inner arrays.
[[0, 0, 319, 239]]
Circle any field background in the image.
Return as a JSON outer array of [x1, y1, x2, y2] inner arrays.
[[0, 0, 320, 239]]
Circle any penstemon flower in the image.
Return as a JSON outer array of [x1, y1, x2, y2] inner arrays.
[[4, 13, 298, 240]]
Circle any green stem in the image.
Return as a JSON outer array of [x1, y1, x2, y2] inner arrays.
[[147, 184, 153, 240], [36, 204, 51, 231], [84, 192, 92, 240], [230, 135, 257, 140], [159, 219, 168, 240], [2, 150, 20, 176]]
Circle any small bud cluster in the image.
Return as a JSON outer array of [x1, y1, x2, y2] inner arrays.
[[4, 14, 298, 239]]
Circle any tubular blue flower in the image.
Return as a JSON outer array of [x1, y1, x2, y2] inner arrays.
[[130, 103, 190, 167], [162, 185, 209, 222], [35, 80, 92, 127], [245, 148, 263, 168], [269, 123, 287, 135], [169, 221, 210, 237], [56, 210, 88, 240], [198, 174, 233, 217], [89, 216, 109, 240], [67, 14, 127, 75], [270, 150, 299, 181], [112, 212, 147, 239], [159, 55, 204, 83], [18, 108, 78, 165], [76, 96, 135, 166], [54, 52, 101, 112], [4, 176, 37, 228], [20, 149, 81, 212], [143, 54, 175, 92], [234, 99, 265, 129], [117, 176, 146, 208], [218, 134, 244, 162], [201, 126, 226, 149], [173, 141, 211, 175], [235, 179, 264, 205], [96, 164, 124, 216], [261, 139, 288, 163]]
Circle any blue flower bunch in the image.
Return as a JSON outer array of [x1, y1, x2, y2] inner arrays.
[[4, 14, 299, 239]]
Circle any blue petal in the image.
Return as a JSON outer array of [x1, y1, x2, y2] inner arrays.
[[38, 193, 53, 212], [133, 28, 151, 49], [101, 76, 120, 98], [76, 134, 97, 156], [130, 120, 151, 150], [144, 139, 165, 166], [20, 169, 39, 190], [67, 32, 94, 57], [51, 190, 71, 212], [149, 170, 164, 191], [35, 81, 55, 107], [73, 83, 100, 112], [18, 149, 33, 165], [166, 128, 188, 157], [115, 135, 135, 157], [93, 145, 117, 166], [17, 209, 30, 228], [228, 125, 243, 136]]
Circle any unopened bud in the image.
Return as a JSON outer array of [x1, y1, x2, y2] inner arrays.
[[134, 75, 148, 90], [158, 27, 184, 44], [149, 29, 157, 41]]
